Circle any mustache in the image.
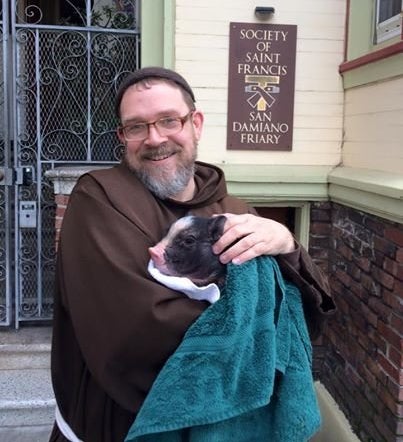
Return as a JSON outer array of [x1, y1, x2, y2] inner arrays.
[[140, 144, 181, 160]]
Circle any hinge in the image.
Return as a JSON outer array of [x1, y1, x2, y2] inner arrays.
[[0, 167, 14, 186], [0, 166, 35, 186]]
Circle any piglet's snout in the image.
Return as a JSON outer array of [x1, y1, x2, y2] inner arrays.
[[148, 244, 167, 268]]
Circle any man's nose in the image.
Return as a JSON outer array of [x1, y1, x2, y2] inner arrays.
[[144, 123, 168, 145]]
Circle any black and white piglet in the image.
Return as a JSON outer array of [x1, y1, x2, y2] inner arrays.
[[149, 215, 227, 288]]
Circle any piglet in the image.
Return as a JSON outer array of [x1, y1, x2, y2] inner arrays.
[[149, 215, 227, 287]]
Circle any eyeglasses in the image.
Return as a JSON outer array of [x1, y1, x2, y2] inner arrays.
[[119, 111, 194, 141]]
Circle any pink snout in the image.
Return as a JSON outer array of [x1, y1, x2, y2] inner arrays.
[[149, 245, 165, 266], [148, 243, 172, 276]]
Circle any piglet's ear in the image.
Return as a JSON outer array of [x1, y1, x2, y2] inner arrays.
[[208, 215, 226, 243]]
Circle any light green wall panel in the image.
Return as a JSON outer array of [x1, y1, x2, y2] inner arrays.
[[140, 0, 175, 68], [347, 0, 374, 60]]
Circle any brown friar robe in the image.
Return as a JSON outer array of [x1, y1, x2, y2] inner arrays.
[[49, 161, 335, 442]]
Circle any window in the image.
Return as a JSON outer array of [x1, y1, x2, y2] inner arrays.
[[375, 0, 402, 43]]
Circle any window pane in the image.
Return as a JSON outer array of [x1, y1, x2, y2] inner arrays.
[[379, 0, 401, 22]]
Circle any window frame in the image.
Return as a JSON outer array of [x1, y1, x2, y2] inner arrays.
[[375, 0, 402, 44]]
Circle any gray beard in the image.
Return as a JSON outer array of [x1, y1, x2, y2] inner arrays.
[[134, 161, 195, 199], [123, 144, 197, 199]]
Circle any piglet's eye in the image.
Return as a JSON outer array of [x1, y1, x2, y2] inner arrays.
[[183, 236, 196, 246]]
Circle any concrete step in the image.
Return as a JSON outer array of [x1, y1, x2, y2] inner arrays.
[[0, 327, 55, 442], [0, 343, 51, 370]]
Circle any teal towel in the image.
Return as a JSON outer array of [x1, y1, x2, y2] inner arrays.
[[125, 256, 321, 442]]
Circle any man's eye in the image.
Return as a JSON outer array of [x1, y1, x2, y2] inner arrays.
[[128, 123, 146, 134], [159, 117, 179, 128]]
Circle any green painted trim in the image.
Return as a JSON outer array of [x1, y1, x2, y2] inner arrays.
[[328, 167, 403, 224], [163, 0, 175, 68], [294, 204, 311, 249], [226, 182, 328, 203], [222, 165, 331, 202], [329, 167, 403, 199], [140, 0, 175, 68], [140, 0, 163, 66], [347, 0, 374, 60], [219, 164, 333, 183], [342, 53, 403, 88]]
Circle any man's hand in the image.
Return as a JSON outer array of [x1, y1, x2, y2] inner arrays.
[[212, 213, 296, 265]]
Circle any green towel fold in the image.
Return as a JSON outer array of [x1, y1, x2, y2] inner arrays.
[[125, 256, 321, 442]]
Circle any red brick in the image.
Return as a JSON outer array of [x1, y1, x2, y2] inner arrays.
[[361, 304, 378, 328], [383, 289, 403, 311], [335, 269, 352, 288], [311, 208, 331, 222], [390, 315, 403, 338], [56, 206, 66, 218], [364, 217, 385, 235], [397, 247, 403, 263], [55, 218, 64, 230], [55, 194, 70, 206], [373, 413, 397, 441], [388, 345, 403, 368], [378, 321, 401, 349], [309, 235, 329, 252], [310, 222, 332, 235], [354, 256, 372, 272], [376, 375, 401, 411], [373, 267, 395, 290], [374, 236, 397, 259], [384, 257, 399, 277], [349, 282, 368, 301], [340, 244, 354, 261], [362, 274, 381, 296], [398, 402, 403, 418], [386, 377, 403, 401], [397, 264, 403, 281], [385, 226, 403, 247], [368, 327, 388, 354], [362, 365, 378, 390]]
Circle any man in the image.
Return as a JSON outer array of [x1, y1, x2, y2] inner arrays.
[[49, 67, 334, 442]]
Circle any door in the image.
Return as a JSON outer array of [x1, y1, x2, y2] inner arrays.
[[0, 0, 139, 327]]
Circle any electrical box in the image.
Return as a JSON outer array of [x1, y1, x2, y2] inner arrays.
[[19, 201, 37, 228]]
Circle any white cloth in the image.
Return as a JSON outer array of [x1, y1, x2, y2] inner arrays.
[[147, 260, 220, 303], [55, 404, 83, 442]]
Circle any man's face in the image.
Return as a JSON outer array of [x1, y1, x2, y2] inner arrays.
[[117, 81, 203, 201]]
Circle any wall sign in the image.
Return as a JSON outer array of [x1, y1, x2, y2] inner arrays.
[[227, 22, 297, 151]]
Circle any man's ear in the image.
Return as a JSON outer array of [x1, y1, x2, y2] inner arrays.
[[208, 215, 226, 243], [117, 127, 126, 145], [191, 110, 204, 141]]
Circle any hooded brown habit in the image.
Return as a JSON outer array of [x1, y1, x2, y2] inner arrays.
[[49, 161, 334, 442]]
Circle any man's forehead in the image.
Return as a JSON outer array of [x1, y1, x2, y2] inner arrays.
[[127, 79, 183, 97], [120, 83, 188, 121]]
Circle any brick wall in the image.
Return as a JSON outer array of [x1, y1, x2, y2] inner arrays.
[[310, 202, 403, 442], [55, 194, 69, 249]]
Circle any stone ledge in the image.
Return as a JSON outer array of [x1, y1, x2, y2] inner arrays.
[[328, 166, 403, 224], [329, 166, 403, 200], [46, 165, 111, 195], [0, 326, 52, 345], [0, 425, 53, 442]]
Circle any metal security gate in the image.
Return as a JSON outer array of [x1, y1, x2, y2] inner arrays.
[[0, 0, 139, 327]]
